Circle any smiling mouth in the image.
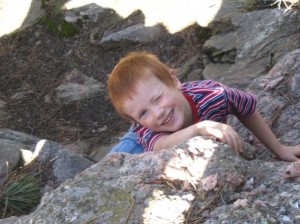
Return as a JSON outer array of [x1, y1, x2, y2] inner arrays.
[[162, 109, 174, 125]]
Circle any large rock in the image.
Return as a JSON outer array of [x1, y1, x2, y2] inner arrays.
[[203, 32, 236, 63], [45, 69, 105, 104], [253, 49, 300, 146], [0, 141, 21, 185], [233, 9, 300, 63], [203, 8, 300, 89], [100, 23, 163, 49], [0, 129, 40, 185], [0, 129, 94, 187], [227, 49, 300, 160], [1, 135, 296, 224]]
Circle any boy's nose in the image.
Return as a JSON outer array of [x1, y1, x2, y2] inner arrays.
[[153, 106, 164, 119]]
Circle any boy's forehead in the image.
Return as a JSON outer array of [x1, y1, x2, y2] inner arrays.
[[121, 76, 162, 107], [138, 74, 165, 89]]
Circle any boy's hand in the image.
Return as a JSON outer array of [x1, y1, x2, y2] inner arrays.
[[275, 145, 300, 162], [196, 120, 243, 155]]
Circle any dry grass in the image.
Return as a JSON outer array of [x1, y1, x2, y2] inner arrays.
[[185, 181, 225, 224], [240, 0, 299, 11], [0, 154, 60, 218], [0, 25, 128, 149], [272, 0, 300, 9]]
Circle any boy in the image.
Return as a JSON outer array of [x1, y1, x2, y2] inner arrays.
[[107, 51, 300, 162]]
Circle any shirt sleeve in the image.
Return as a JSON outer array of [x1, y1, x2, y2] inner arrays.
[[131, 123, 166, 152], [221, 83, 257, 117]]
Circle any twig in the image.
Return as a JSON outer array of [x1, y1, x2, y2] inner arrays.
[[2, 197, 9, 219], [185, 198, 197, 224], [271, 0, 298, 12], [279, 91, 296, 106], [125, 196, 135, 224], [185, 182, 224, 224], [29, 107, 62, 134]]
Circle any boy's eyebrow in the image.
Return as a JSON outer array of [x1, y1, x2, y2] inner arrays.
[[130, 100, 148, 119], [151, 88, 164, 101]]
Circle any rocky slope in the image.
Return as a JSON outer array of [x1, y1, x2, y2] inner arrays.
[[0, 1, 300, 223]]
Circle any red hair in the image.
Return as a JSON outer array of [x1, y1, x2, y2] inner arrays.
[[107, 52, 176, 119]]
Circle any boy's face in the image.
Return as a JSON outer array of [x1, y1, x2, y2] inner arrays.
[[122, 73, 193, 132]]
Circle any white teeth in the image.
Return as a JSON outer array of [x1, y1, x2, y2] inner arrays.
[[162, 110, 173, 125]]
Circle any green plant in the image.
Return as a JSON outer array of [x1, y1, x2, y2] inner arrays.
[[0, 174, 41, 218], [93, 32, 101, 40], [39, 0, 79, 37]]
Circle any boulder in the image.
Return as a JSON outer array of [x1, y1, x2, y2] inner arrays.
[[0, 129, 94, 188], [1, 136, 296, 224], [203, 8, 300, 89], [100, 23, 163, 49], [45, 69, 105, 104]]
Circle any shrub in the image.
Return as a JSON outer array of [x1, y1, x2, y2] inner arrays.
[[0, 172, 41, 218]]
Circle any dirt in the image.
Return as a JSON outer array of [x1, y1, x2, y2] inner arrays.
[[0, 5, 203, 158]]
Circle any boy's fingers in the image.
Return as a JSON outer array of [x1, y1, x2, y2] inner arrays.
[[235, 134, 243, 152], [206, 127, 223, 139], [291, 145, 300, 156], [229, 136, 240, 155], [225, 131, 243, 155], [203, 122, 243, 155]]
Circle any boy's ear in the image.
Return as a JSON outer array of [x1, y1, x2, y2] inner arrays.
[[169, 69, 182, 88]]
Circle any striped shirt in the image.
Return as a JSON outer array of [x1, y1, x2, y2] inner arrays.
[[132, 80, 257, 152]]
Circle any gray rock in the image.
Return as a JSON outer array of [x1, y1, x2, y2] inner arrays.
[[176, 56, 201, 81], [1, 136, 295, 224], [277, 101, 300, 145], [211, 0, 244, 22], [203, 8, 300, 89], [257, 49, 300, 92], [203, 32, 236, 63], [228, 49, 300, 160], [232, 9, 300, 64], [100, 23, 163, 49], [65, 3, 106, 23], [0, 137, 236, 223], [46, 69, 105, 104], [291, 72, 300, 97], [186, 68, 203, 82], [0, 140, 21, 185], [33, 139, 94, 186], [0, 129, 39, 184], [0, 129, 94, 188]]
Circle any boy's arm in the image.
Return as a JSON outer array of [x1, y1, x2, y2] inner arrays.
[[152, 120, 243, 154], [238, 110, 300, 162]]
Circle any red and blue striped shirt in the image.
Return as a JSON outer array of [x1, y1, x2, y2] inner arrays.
[[132, 80, 257, 152]]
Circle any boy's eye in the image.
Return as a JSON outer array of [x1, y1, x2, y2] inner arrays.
[[139, 110, 147, 119], [155, 95, 161, 102], [155, 90, 164, 102]]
